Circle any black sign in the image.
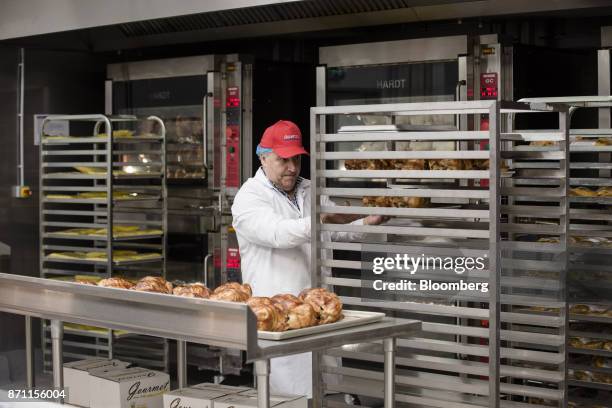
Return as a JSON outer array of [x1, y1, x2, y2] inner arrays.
[[327, 62, 458, 100], [113, 75, 206, 109]]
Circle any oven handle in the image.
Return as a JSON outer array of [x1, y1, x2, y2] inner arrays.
[[203, 253, 212, 287], [203, 93, 209, 170], [455, 79, 467, 129]]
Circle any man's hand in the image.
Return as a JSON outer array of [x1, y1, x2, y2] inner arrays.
[[321, 213, 391, 225], [363, 215, 391, 225], [320, 213, 363, 224]]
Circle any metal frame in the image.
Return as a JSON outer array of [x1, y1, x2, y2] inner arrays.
[[106, 53, 255, 377], [319, 35, 468, 67], [107, 55, 219, 81], [39, 114, 168, 372], [107, 56, 222, 185], [519, 96, 612, 405], [219, 55, 253, 286], [310, 100, 570, 408], [0, 272, 419, 406], [598, 50, 610, 128]]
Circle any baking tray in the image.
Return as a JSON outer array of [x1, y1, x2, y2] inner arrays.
[[258, 310, 385, 340], [45, 232, 163, 241]]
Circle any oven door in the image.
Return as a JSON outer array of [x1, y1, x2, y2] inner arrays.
[[110, 67, 222, 284], [318, 36, 468, 189], [112, 75, 212, 185]]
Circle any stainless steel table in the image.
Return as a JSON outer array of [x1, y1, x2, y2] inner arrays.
[[0, 272, 420, 407], [255, 319, 416, 408]]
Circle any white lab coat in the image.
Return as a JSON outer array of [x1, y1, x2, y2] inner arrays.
[[231, 168, 363, 397]]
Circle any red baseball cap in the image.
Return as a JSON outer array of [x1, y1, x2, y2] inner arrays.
[[259, 120, 309, 158]]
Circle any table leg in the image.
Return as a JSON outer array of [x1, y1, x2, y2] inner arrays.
[[311, 351, 323, 408], [25, 316, 34, 388], [383, 337, 396, 408], [177, 340, 187, 388], [255, 359, 270, 408], [50, 319, 63, 403]]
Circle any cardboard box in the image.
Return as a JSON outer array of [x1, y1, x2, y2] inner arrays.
[[163, 387, 234, 408], [190, 383, 251, 394], [214, 392, 307, 408], [89, 367, 170, 408], [63, 358, 130, 407]]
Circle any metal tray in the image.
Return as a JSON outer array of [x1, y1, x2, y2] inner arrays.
[[45, 232, 163, 241], [258, 310, 385, 341]]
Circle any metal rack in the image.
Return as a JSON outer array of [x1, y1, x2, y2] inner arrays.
[[519, 96, 612, 406], [310, 100, 570, 408], [0, 272, 420, 407], [39, 114, 169, 372]]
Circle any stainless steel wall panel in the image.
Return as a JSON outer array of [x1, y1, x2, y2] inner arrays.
[[319, 35, 467, 67]]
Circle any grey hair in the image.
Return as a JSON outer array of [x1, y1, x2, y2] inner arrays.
[[258, 151, 272, 161]]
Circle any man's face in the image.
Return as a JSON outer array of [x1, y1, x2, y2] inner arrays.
[[261, 152, 301, 192]]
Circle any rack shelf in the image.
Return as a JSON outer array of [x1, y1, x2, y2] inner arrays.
[[39, 114, 169, 373], [310, 100, 571, 407], [519, 96, 612, 405]]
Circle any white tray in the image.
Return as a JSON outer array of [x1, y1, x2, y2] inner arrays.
[[258, 310, 385, 341]]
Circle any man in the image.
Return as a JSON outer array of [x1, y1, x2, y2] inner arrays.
[[231, 120, 386, 398]]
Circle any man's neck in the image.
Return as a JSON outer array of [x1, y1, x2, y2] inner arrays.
[[285, 188, 296, 199], [277, 182, 297, 198], [261, 167, 297, 197]]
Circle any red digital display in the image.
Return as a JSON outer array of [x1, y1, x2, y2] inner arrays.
[[226, 87, 241, 108], [226, 125, 240, 187], [226, 247, 240, 269], [480, 73, 498, 100], [225, 86, 241, 188], [481, 88, 498, 98]]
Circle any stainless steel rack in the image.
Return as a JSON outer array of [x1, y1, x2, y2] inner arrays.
[[310, 100, 571, 408], [0, 272, 420, 407], [39, 114, 169, 373], [519, 96, 612, 406]]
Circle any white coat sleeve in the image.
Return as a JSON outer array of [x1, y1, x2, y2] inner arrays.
[[320, 196, 366, 242], [232, 188, 311, 249]]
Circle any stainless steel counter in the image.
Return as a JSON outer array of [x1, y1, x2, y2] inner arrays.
[[256, 318, 416, 360], [0, 272, 420, 407]]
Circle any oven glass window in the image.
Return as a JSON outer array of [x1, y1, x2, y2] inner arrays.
[[113, 76, 206, 181], [326, 61, 459, 174]]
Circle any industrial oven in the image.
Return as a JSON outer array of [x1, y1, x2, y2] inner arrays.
[[316, 35, 489, 408], [107, 54, 251, 288], [103, 54, 252, 376], [314, 34, 598, 408], [318, 34, 595, 133]]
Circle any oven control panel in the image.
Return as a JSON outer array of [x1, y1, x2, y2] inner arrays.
[[480, 73, 498, 100], [225, 86, 241, 188]]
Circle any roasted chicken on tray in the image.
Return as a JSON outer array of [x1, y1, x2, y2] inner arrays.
[[272, 294, 317, 329], [97, 277, 134, 289], [79, 278, 344, 332], [173, 282, 211, 298], [299, 288, 344, 325], [210, 282, 252, 302], [247, 297, 288, 331], [362, 195, 427, 208], [133, 276, 173, 294]]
